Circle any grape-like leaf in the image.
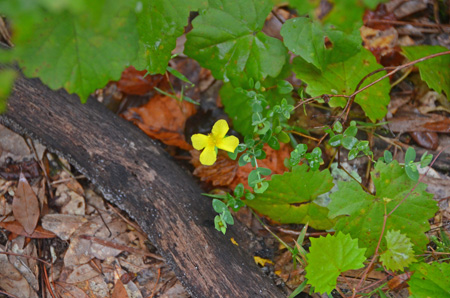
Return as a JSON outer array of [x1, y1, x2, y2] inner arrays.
[[134, 0, 206, 74], [402, 46, 450, 99], [306, 232, 366, 294], [292, 48, 390, 122], [328, 161, 438, 256], [380, 230, 417, 272], [246, 164, 335, 229], [185, 0, 287, 87], [281, 17, 361, 71], [409, 262, 450, 298], [15, 1, 139, 102]]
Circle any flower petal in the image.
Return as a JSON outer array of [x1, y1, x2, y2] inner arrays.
[[217, 135, 239, 153], [199, 146, 217, 166], [211, 119, 229, 139], [191, 134, 208, 150]]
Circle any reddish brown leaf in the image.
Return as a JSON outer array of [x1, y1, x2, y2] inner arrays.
[[0, 221, 56, 239], [423, 118, 450, 133], [410, 131, 439, 150], [12, 173, 40, 235], [112, 278, 129, 298], [387, 271, 412, 291], [191, 143, 291, 190], [122, 94, 196, 150], [0, 159, 41, 181], [115, 66, 165, 95]]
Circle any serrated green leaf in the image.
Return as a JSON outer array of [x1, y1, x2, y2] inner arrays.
[[292, 48, 390, 122], [134, 0, 206, 74], [379, 230, 417, 271], [246, 164, 335, 229], [221, 82, 293, 136], [409, 262, 450, 298], [185, 0, 287, 87], [402, 46, 450, 99], [306, 232, 366, 294], [0, 69, 17, 113], [328, 161, 438, 256], [281, 17, 361, 70], [14, 1, 138, 102], [288, 0, 319, 15], [321, 0, 365, 32]]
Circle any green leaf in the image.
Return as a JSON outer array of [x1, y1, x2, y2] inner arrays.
[[246, 164, 335, 229], [134, 0, 206, 74], [306, 232, 366, 294], [409, 262, 450, 298], [379, 230, 417, 272], [221, 82, 293, 135], [333, 121, 343, 133], [342, 136, 358, 150], [234, 183, 244, 198], [281, 17, 361, 71], [384, 150, 393, 164], [405, 147, 416, 164], [277, 80, 293, 94], [329, 135, 342, 147], [321, 0, 365, 33], [14, 1, 139, 102], [212, 199, 227, 213], [288, 0, 319, 15], [0, 69, 17, 113], [328, 161, 438, 256], [292, 48, 390, 122], [402, 46, 450, 98], [405, 164, 419, 182], [185, 0, 287, 87]]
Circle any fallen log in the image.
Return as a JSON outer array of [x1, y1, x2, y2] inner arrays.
[[0, 74, 284, 297]]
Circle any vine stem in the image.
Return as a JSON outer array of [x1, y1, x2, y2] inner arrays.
[[351, 146, 448, 297]]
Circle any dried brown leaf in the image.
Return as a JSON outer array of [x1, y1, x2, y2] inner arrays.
[[122, 94, 196, 150], [12, 173, 40, 235], [112, 278, 129, 298], [0, 221, 56, 239], [116, 66, 165, 95], [0, 248, 39, 298]]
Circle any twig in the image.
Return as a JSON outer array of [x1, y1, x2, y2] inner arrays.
[[148, 267, 162, 298]]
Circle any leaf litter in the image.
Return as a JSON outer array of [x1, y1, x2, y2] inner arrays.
[[0, 125, 188, 298], [2, 0, 450, 297]]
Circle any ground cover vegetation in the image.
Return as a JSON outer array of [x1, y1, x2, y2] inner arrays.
[[1, 0, 450, 296]]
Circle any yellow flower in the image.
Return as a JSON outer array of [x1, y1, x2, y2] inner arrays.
[[191, 119, 239, 166]]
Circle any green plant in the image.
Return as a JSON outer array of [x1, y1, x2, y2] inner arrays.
[[2, 0, 449, 296]]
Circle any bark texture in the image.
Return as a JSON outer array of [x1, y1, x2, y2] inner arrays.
[[0, 74, 284, 298]]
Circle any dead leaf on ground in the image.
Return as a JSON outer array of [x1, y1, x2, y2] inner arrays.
[[54, 184, 86, 215], [191, 143, 291, 190], [112, 278, 129, 298], [0, 221, 56, 239], [122, 94, 196, 150], [0, 248, 39, 298], [115, 66, 166, 96], [12, 173, 40, 235], [41, 214, 88, 241]]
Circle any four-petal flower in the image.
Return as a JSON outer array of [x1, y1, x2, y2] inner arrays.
[[191, 119, 239, 166]]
